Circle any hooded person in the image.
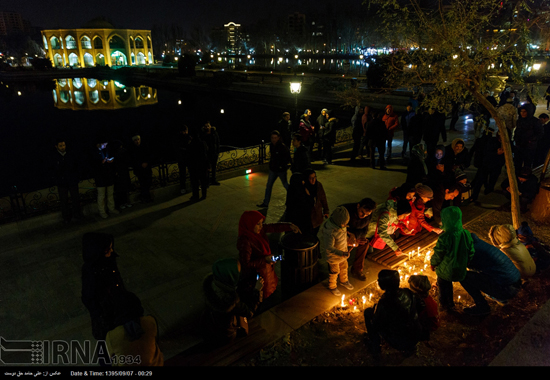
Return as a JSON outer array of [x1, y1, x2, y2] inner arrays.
[[426, 144, 450, 183], [320, 206, 354, 296], [444, 138, 470, 175], [202, 258, 263, 346], [406, 143, 428, 184], [105, 291, 164, 366], [488, 225, 536, 279], [81, 233, 126, 340], [382, 104, 399, 160], [351, 105, 365, 161], [397, 184, 443, 236], [366, 199, 411, 256], [408, 275, 439, 340], [285, 172, 315, 235], [430, 207, 475, 310], [237, 211, 300, 299], [303, 169, 329, 237]]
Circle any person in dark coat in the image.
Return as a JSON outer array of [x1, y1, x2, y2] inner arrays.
[[422, 109, 441, 159], [426, 144, 451, 184], [449, 101, 460, 131], [173, 125, 191, 194], [315, 109, 328, 160], [470, 132, 505, 201], [321, 110, 338, 164], [360, 105, 374, 160], [350, 105, 364, 162], [368, 111, 387, 169], [303, 169, 330, 238], [443, 138, 470, 176], [92, 136, 118, 218], [51, 138, 82, 223], [278, 112, 293, 148], [501, 167, 539, 213], [406, 143, 428, 184], [460, 233, 522, 316], [202, 258, 263, 347], [110, 140, 132, 210], [81, 232, 126, 341], [341, 198, 377, 280], [408, 108, 424, 148], [425, 181, 460, 227], [201, 121, 221, 186], [129, 134, 153, 203], [290, 133, 311, 174], [364, 270, 424, 357], [514, 107, 544, 171], [534, 113, 550, 167], [299, 111, 315, 159], [401, 103, 415, 158], [285, 172, 315, 236], [257, 130, 291, 208], [187, 127, 210, 201]]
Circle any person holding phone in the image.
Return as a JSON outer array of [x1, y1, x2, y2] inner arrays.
[[93, 136, 118, 218], [237, 211, 301, 300]]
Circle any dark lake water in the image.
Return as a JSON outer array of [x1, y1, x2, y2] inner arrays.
[[0, 77, 348, 193]]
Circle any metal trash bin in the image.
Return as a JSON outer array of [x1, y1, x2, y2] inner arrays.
[[280, 232, 320, 298]]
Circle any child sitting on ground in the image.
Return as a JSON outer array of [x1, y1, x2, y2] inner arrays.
[[408, 275, 439, 341], [320, 206, 354, 296]]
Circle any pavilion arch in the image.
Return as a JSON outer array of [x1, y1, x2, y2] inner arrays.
[[135, 36, 144, 49], [129, 36, 135, 49], [109, 35, 126, 49], [81, 36, 92, 49], [83, 53, 94, 67], [50, 36, 61, 49], [68, 53, 79, 67], [74, 90, 86, 106], [110, 51, 127, 66], [95, 53, 105, 66], [93, 36, 103, 49], [137, 52, 146, 65], [131, 52, 135, 65], [65, 35, 77, 49], [53, 53, 63, 67], [147, 36, 152, 49]]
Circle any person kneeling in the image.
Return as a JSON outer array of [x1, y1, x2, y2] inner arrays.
[[364, 270, 424, 358]]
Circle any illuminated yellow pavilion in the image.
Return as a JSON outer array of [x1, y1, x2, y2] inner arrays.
[[41, 18, 153, 68]]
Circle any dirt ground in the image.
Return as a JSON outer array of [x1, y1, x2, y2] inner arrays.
[[233, 209, 550, 366]]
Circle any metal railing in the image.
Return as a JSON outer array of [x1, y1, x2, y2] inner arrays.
[[0, 126, 353, 224]]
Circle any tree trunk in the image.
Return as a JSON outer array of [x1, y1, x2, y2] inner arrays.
[[532, 149, 550, 223], [472, 92, 521, 229]]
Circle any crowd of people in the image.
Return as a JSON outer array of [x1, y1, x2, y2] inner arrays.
[[71, 90, 550, 364]]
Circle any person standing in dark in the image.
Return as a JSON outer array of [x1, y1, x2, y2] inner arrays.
[[401, 103, 415, 158], [361, 105, 374, 160], [290, 133, 310, 174], [110, 140, 132, 210], [51, 138, 83, 223], [303, 169, 329, 238], [129, 135, 153, 203], [315, 108, 328, 160], [174, 125, 191, 194], [443, 138, 470, 176], [81, 232, 126, 341], [321, 110, 338, 164], [534, 113, 550, 167], [341, 198, 377, 281], [545, 85, 550, 110], [426, 145, 451, 184], [422, 108, 441, 159], [187, 127, 210, 201], [382, 105, 399, 161], [449, 101, 460, 131], [363, 270, 424, 358], [257, 130, 291, 208], [368, 111, 387, 169], [201, 121, 221, 186], [299, 110, 315, 159], [470, 131, 505, 201], [514, 107, 544, 171], [285, 172, 315, 236], [278, 112, 293, 148], [93, 136, 118, 218], [501, 167, 539, 213], [350, 105, 364, 163], [406, 143, 428, 184]]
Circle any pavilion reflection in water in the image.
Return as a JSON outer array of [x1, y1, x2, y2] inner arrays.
[[53, 78, 157, 110]]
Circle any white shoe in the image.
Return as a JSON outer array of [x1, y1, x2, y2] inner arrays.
[[340, 281, 354, 290], [329, 287, 342, 296]]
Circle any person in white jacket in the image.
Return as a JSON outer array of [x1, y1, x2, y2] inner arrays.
[[488, 224, 536, 279], [320, 206, 354, 296]]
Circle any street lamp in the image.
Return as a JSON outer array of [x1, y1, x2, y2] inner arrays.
[[290, 81, 302, 119]]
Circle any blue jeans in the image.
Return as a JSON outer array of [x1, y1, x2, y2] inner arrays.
[[460, 271, 520, 310], [262, 170, 289, 205]]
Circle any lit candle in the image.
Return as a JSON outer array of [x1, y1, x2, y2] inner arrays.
[[354, 306, 357, 312], [341, 294, 346, 308], [369, 293, 373, 301], [362, 296, 366, 309]]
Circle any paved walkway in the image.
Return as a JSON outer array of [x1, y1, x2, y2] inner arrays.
[[1, 112, 548, 366]]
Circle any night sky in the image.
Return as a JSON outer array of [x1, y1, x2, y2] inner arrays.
[[1, 0, 357, 33]]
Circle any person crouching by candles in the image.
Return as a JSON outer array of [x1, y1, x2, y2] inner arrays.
[[408, 275, 439, 341], [396, 184, 443, 237], [320, 206, 354, 296], [430, 206, 474, 311], [202, 258, 264, 347], [363, 270, 424, 359], [365, 199, 412, 257], [237, 211, 301, 300]]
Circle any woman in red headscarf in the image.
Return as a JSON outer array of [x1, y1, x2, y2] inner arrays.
[[237, 211, 301, 299]]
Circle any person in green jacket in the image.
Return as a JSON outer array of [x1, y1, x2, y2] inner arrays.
[[430, 206, 474, 311]]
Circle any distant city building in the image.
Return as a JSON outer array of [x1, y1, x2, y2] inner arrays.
[[0, 11, 30, 35], [224, 22, 242, 53], [288, 12, 306, 38], [41, 18, 153, 68]]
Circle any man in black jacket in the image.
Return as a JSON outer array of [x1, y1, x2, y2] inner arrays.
[[341, 198, 377, 280], [257, 130, 291, 208], [93, 137, 118, 218], [290, 133, 311, 174], [129, 135, 153, 203], [201, 121, 221, 186], [52, 138, 83, 223]]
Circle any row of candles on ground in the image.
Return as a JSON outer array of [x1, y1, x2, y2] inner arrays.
[[341, 293, 374, 312]]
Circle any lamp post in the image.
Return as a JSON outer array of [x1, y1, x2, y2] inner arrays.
[[289, 81, 302, 120]]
